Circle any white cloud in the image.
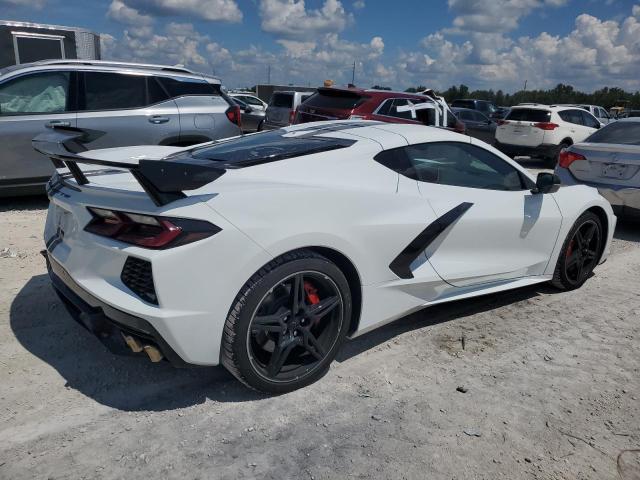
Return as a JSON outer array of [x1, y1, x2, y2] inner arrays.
[[259, 0, 352, 39], [109, 0, 242, 24], [402, 6, 640, 92], [0, 0, 46, 8], [107, 0, 153, 26], [446, 0, 568, 33], [353, 0, 365, 9]]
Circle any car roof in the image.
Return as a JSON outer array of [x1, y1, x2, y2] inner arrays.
[[281, 120, 463, 149], [0, 59, 221, 83], [315, 86, 438, 101]]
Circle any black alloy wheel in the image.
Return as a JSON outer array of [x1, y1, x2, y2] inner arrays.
[[221, 250, 351, 393], [552, 211, 603, 290]]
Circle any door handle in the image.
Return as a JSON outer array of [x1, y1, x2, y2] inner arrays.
[[148, 116, 169, 124], [46, 120, 71, 128]]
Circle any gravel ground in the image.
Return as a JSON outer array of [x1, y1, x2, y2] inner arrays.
[[1, 160, 639, 480]]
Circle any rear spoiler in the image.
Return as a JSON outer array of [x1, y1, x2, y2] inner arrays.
[[32, 126, 225, 206]]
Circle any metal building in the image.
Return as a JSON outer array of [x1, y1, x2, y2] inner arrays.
[[0, 20, 100, 69]]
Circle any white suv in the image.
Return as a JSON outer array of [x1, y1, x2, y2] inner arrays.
[[495, 104, 601, 167]]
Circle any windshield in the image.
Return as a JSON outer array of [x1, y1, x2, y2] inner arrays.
[[187, 129, 356, 167], [304, 91, 365, 110], [585, 121, 640, 145]]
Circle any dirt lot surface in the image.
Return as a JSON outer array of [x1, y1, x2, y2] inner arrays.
[[1, 160, 639, 480]]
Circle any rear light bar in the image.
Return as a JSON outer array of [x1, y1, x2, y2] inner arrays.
[[289, 109, 296, 125], [85, 207, 221, 249], [226, 105, 242, 129], [558, 150, 585, 168], [533, 122, 559, 130]]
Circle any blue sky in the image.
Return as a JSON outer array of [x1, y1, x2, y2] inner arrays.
[[2, 0, 639, 91]]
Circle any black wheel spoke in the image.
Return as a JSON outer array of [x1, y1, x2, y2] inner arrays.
[[566, 252, 580, 269], [251, 307, 288, 334], [267, 340, 298, 377], [574, 230, 584, 249], [302, 329, 326, 360], [584, 249, 597, 261], [583, 224, 596, 245], [307, 295, 340, 323], [291, 273, 306, 315]]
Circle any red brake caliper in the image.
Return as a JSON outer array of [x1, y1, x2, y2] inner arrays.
[[304, 281, 320, 305], [566, 240, 574, 259]]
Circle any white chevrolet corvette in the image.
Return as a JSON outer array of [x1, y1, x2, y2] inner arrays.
[[34, 121, 615, 393]]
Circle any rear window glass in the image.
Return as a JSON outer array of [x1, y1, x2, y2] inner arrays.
[[505, 108, 551, 122], [270, 93, 293, 108], [158, 77, 219, 97], [187, 129, 355, 167], [304, 91, 365, 110], [585, 122, 640, 145]]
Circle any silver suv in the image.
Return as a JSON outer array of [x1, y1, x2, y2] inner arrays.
[[262, 90, 314, 130], [0, 60, 242, 196]]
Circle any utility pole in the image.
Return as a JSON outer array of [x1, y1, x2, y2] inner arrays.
[[267, 65, 271, 84], [351, 61, 356, 85], [523, 79, 527, 92]]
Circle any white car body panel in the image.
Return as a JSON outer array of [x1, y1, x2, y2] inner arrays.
[[41, 121, 616, 366]]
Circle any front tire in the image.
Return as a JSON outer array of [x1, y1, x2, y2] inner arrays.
[[551, 211, 602, 291], [221, 250, 352, 394]]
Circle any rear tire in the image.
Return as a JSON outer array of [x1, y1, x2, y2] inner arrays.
[[221, 250, 352, 394], [551, 211, 602, 291]]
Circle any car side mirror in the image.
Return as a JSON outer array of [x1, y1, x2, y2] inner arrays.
[[532, 172, 561, 194]]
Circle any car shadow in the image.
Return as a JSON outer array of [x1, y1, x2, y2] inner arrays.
[[614, 218, 640, 242], [10, 275, 268, 412], [337, 282, 551, 362], [0, 195, 48, 213], [11, 273, 553, 411]]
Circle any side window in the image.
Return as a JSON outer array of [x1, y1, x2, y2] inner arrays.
[[241, 96, 263, 106], [389, 99, 413, 120], [0, 71, 70, 115], [472, 111, 488, 122], [559, 109, 583, 125], [458, 110, 473, 121], [375, 98, 393, 116], [581, 111, 600, 128], [82, 72, 147, 110], [403, 142, 526, 191]]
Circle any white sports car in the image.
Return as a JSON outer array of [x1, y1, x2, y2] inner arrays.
[[35, 121, 615, 393]]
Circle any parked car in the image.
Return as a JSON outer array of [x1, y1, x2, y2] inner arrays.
[[294, 87, 464, 133], [451, 99, 500, 118], [555, 118, 640, 219], [557, 104, 612, 125], [619, 110, 640, 118], [495, 105, 601, 167], [229, 92, 268, 112], [230, 97, 265, 132], [262, 90, 314, 130], [0, 59, 242, 196], [452, 107, 496, 144], [36, 121, 614, 393]]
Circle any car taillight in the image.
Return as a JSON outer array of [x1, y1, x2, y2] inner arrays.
[[85, 208, 221, 249], [454, 120, 466, 134], [226, 105, 242, 128], [289, 109, 296, 125], [533, 122, 559, 130], [558, 150, 585, 168]]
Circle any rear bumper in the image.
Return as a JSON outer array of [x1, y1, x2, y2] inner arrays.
[[555, 167, 640, 218], [494, 141, 560, 159], [45, 250, 192, 367]]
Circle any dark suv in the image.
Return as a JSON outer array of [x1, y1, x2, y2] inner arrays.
[[294, 87, 464, 133], [451, 99, 501, 118]]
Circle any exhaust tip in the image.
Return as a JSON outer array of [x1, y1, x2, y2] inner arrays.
[[143, 345, 164, 363], [122, 333, 144, 353]]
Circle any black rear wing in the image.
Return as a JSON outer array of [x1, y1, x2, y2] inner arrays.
[[32, 127, 225, 206]]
